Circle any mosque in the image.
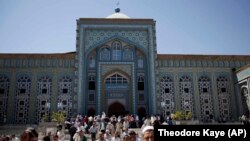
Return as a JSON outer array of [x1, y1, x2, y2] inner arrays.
[[0, 8, 250, 124]]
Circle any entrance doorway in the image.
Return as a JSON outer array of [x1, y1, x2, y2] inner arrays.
[[87, 108, 96, 117], [108, 102, 125, 117], [138, 107, 146, 120]]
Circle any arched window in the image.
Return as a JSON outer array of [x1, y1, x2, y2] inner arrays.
[[216, 76, 231, 120], [179, 75, 194, 116], [0, 75, 9, 96], [198, 75, 213, 121], [160, 75, 175, 117], [88, 75, 95, 102], [89, 75, 95, 90], [38, 76, 52, 95], [15, 75, 31, 123], [137, 75, 144, 91], [137, 75, 145, 102], [217, 76, 228, 93], [0, 75, 9, 123], [16, 76, 31, 96], [105, 73, 128, 85], [59, 76, 72, 95], [100, 47, 110, 60], [57, 75, 73, 118], [241, 87, 250, 116], [112, 41, 122, 60], [123, 46, 133, 60], [37, 75, 52, 122]]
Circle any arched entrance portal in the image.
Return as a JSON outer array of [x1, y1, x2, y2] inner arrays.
[[87, 108, 96, 117], [138, 107, 146, 120], [108, 102, 125, 117]]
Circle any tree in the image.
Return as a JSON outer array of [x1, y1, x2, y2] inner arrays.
[[174, 111, 185, 120], [51, 111, 66, 124], [185, 111, 192, 120]]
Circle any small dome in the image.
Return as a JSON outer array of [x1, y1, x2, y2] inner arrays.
[[106, 7, 130, 19], [106, 12, 130, 19], [115, 8, 120, 13]]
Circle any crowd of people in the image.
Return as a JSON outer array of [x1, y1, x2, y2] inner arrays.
[[0, 112, 162, 141], [63, 112, 159, 141], [239, 114, 250, 125], [0, 127, 38, 141], [2, 111, 248, 141]]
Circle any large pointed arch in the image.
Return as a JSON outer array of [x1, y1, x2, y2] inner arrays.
[[101, 69, 132, 114], [103, 69, 131, 84], [108, 101, 125, 117], [104, 71, 130, 84], [86, 36, 147, 58]]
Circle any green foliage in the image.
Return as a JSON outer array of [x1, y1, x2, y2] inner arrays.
[[186, 111, 193, 120], [174, 111, 185, 120], [42, 114, 49, 122], [173, 111, 193, 120], [51, 111, 66, 124]]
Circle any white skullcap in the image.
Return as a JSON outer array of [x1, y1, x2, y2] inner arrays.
[[76, 128, 82, 132], [142, 126, 154, 134]]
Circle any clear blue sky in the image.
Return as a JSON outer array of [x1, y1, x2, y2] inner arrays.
[[0, 0, 250, 55]]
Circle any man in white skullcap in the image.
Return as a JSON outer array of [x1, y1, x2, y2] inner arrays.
[[142, 126, 154, 141]]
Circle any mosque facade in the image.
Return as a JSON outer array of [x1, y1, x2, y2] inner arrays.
[[0, 10, 250, 124]]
